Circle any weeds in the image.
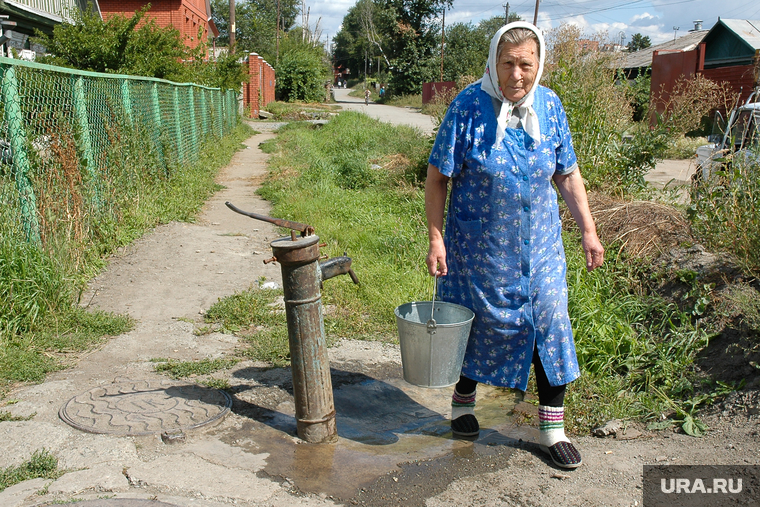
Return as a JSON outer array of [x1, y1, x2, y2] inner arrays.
[[688, 155, 760, 276], [0, 449, 62, 492], [204, 288, 292, 367], [153, 358, 239, 379], [0, 411, 35, 422]]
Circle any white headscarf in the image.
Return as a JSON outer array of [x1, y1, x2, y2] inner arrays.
[[477, 22, 545, 146]]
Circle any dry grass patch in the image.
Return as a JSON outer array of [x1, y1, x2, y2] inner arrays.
[[573, 193, 694, 258]]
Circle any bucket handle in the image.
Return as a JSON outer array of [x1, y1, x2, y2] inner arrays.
[[426, 275, 437, 335]]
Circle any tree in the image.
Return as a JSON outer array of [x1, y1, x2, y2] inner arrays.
[[210, 0, 300, 63], [442, 15, 522, 82], [627, 33, 651, 52], [334, 0, 452, 95], [34, 6, 186, 77], [33, 6, 246, 90], [276, 44, 330, 102]]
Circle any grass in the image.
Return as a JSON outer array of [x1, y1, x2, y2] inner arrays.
[[0, 410, 35, 422], [0, 122, 255, 391], [204, 287, 291, 366], [262, 101, 339, 121], [201, 109, 721, 435], [0, 449, 62, 492], [152, 358, 239, 379]]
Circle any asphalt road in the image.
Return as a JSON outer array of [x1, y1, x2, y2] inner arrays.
[[331, 87, 438, 135]]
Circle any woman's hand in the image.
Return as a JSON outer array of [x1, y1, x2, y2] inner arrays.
[[426, 239, 448, 276], [553, 168, 604, 272], [582, 231, 604, 272]]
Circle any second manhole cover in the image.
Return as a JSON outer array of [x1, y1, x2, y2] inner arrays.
[[60, 379, 232, 435]]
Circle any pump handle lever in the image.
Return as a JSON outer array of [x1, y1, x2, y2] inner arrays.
[[225, 201, 314, 236]]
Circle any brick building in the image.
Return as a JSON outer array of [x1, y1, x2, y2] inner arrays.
[[99, 0, 218, 51]]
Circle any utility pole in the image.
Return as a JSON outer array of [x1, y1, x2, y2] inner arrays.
[[533, 0, 540, 25], [440, 8, 445, 82], [229, 0, 235, 51], [504, 3, 509, 24], [276, 0, 280, 64], [673, 26, 680, 41]]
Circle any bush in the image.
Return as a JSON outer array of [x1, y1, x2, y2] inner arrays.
[[276, 49, 330, 102]]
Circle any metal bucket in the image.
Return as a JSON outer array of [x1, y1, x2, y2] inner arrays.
[[394, 301, 474, 388]]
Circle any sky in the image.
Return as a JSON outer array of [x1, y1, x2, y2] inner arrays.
[[303, 0, 758, 49]]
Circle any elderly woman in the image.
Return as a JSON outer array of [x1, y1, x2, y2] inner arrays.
[[425, 22, 604, 470]]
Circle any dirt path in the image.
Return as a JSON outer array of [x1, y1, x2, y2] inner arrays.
[[1, 112, 759, 507]]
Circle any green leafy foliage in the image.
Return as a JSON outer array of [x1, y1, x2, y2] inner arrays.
[[689, 155, 760, 276], [276, 47, 331, 102], [441, 15, 522, 82], [627, 33, 652, 52], [210, 0, 300, 62], [0, 124, 253, 389], [543, 25, 665, 194], [334, 0, 450, 95], [153, 358, 239, 379], [33, 5, 246, 90], [0, 449, 61, 492]]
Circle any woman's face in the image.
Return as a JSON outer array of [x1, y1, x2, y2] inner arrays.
[[496, 40, 539, 102]]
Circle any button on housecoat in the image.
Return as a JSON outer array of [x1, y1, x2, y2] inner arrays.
[[428, 84, 581, 391]]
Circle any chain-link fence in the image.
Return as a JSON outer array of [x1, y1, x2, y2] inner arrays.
[[0, 56, 238, 248]]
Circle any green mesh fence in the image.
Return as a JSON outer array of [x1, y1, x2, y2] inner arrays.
[[0, 56, 238, 247]]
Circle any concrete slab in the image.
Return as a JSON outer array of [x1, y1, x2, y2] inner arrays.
[[47, 464, 131, 495], [645, 158, 696, 188], [0, 478, 49, 507], [123, 454, 280, 504]]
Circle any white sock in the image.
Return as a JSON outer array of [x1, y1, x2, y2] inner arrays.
[[451, 389, 476, 420], [538, 405, 570, 448]]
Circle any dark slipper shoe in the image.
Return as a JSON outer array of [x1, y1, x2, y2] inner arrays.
[[539, 441, 582, 469], [451, 414, 480, 436]]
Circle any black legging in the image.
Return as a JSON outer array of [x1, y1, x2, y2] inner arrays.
[[455, 345, 566, 407]]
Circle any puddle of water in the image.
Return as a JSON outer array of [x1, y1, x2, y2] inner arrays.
[[219, 377, 532, 500]]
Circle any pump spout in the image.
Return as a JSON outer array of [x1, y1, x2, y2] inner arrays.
[[319, 256, 359, 284]]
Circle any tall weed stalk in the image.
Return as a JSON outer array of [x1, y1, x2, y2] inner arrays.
[[689, 154, 760, 276]]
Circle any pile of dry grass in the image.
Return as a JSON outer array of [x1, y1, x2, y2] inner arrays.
[[569, 193, 694, 258]]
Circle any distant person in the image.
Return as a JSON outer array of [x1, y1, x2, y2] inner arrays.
[[425, 22, 604, 470], [364, 88, 370, 105], [379, 85, 385, 98]]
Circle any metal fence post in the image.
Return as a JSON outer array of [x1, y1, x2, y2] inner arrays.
[[151, 82, 167, 172], [1, 63, 40, 244], [173, 86, 184, 163], [121, 79, 133, 126], [217, 92, 224, 137], [73, 76, 98, 197], [199, 88, 209, 136], [188, 86, 198, 161]]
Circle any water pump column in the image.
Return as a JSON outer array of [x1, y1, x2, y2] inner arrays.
[[271, 234, 336, 443]]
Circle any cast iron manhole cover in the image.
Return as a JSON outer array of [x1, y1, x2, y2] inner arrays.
[[59, 379, 232, 435]]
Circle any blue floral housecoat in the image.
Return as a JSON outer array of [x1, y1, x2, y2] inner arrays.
[[429, 84, 581, 391]]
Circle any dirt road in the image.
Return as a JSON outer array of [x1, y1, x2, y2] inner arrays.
[[1, 103, 758, 507]]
